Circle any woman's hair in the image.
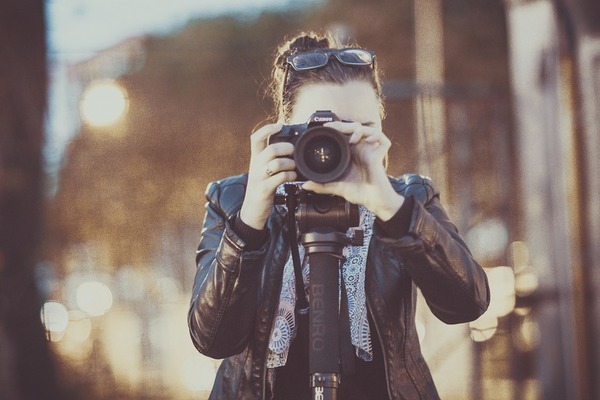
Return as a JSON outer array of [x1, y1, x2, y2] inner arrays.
[[270, 31, 384, 121]]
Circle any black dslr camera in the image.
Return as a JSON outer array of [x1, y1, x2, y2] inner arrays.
[[268, 110, 351, 183]]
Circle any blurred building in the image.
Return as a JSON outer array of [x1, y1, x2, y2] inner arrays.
[[386, 1, 600, 399], [503, 0, 600, 399]]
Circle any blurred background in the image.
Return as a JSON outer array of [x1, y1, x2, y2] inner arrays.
[[1, 0, 599, 399]]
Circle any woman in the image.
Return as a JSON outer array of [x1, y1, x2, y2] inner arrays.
[[188, 32, 490, 400]]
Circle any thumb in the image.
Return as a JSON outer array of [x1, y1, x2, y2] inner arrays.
[[301, 181, 341, 196]]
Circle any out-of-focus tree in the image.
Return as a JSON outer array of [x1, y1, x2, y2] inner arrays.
[[49, 12, 307, 268], [0, 1, 62, 399]]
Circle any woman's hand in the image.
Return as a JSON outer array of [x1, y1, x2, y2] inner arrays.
[[239, 123, 297, 230], [301, 121, 404, 221]]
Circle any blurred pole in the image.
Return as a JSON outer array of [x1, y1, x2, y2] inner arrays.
[[505, 1, 584, 399], [0, 1, 61, 399], [578, 35, 600, 400], [569, 4, 600, 397], [413, 3, 475, 400], [414, 0, 449, 202]]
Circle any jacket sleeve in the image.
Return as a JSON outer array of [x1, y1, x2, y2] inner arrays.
[[188, 179, 268, 359], [377, 175, 490, 324]]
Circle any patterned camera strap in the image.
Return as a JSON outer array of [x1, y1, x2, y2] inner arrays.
[[266, 203, 375, 368]]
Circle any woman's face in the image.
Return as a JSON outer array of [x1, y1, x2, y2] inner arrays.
[[289, 80, 382, 129]]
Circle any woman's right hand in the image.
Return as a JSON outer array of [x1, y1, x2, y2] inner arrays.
[[239, 123, 297, 230]]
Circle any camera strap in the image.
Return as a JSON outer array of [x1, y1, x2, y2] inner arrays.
[[284, 184, 309, 314]]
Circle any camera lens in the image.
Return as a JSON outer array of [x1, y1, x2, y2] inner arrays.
[[294, 127, 351, 183], [303, 136, 341, 173]]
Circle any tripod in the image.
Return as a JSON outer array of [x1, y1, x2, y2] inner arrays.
[[282, 185, 363, 400]]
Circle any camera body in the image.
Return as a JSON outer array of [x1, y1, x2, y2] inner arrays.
[[268, 110, 351, 183]]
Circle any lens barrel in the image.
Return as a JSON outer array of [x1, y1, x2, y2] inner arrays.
[[294, 127, 351, 183]]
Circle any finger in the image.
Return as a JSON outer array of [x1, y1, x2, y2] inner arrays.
[[265, 157, 296, 176], [300, 181, 325, 193], [349, 127, 366, 144], [262, 142, 295, 160], [364, 133, 391, 152], [362, 129, 389, 142], [324, 121, 380, 144], [268, 170, 297, 186], [324, 120, 362, 132], [250, 123, 283, 154], [301, 180, 342, 196], [363, 135, 379, 143]]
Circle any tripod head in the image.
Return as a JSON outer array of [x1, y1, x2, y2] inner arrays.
[[276, 182, 363, 242]]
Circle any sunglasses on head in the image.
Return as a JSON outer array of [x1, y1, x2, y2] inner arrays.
[[285, 48, 376, 71], [282, 48, 376, 102]]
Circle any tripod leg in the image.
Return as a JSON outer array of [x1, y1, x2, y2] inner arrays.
[[308, 252, 342, 400]]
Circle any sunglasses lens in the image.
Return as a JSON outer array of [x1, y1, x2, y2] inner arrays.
[[290, 53, 329, 70], [288, 49, 374, 71], [337, 49, 373, 65]]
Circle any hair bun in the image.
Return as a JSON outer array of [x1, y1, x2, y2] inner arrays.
[[288, 34, 330, 53], [275, 32, 332, 68]]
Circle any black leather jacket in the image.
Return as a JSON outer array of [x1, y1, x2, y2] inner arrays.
[[189, 173, 490, 400]]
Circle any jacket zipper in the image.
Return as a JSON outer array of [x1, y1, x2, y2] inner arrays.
[[366, 297, 394, 399]]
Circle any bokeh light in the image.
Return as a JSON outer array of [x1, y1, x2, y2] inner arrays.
[[513, 315, 541, 352], [486, 266, 516, 318], [101, 307, 143, 387], [76, 281, 114, 317], [510, 241, 530, 268], [466, 218, 509, 262], [515, 270, 539, 297], [41, 301, 69, 338], [80, 80, 129, 126], [54, 310, 94, 361], [469, 313, 499, 342], [468, 266, 516, 342]]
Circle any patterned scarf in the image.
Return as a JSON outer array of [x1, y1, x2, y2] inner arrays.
[[266, 199, 375, 368]]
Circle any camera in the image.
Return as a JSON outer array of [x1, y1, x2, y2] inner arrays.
[[268, 110, 351, 183]]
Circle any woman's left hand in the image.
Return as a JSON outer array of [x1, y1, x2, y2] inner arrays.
[[301, 121, 405, 221]]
